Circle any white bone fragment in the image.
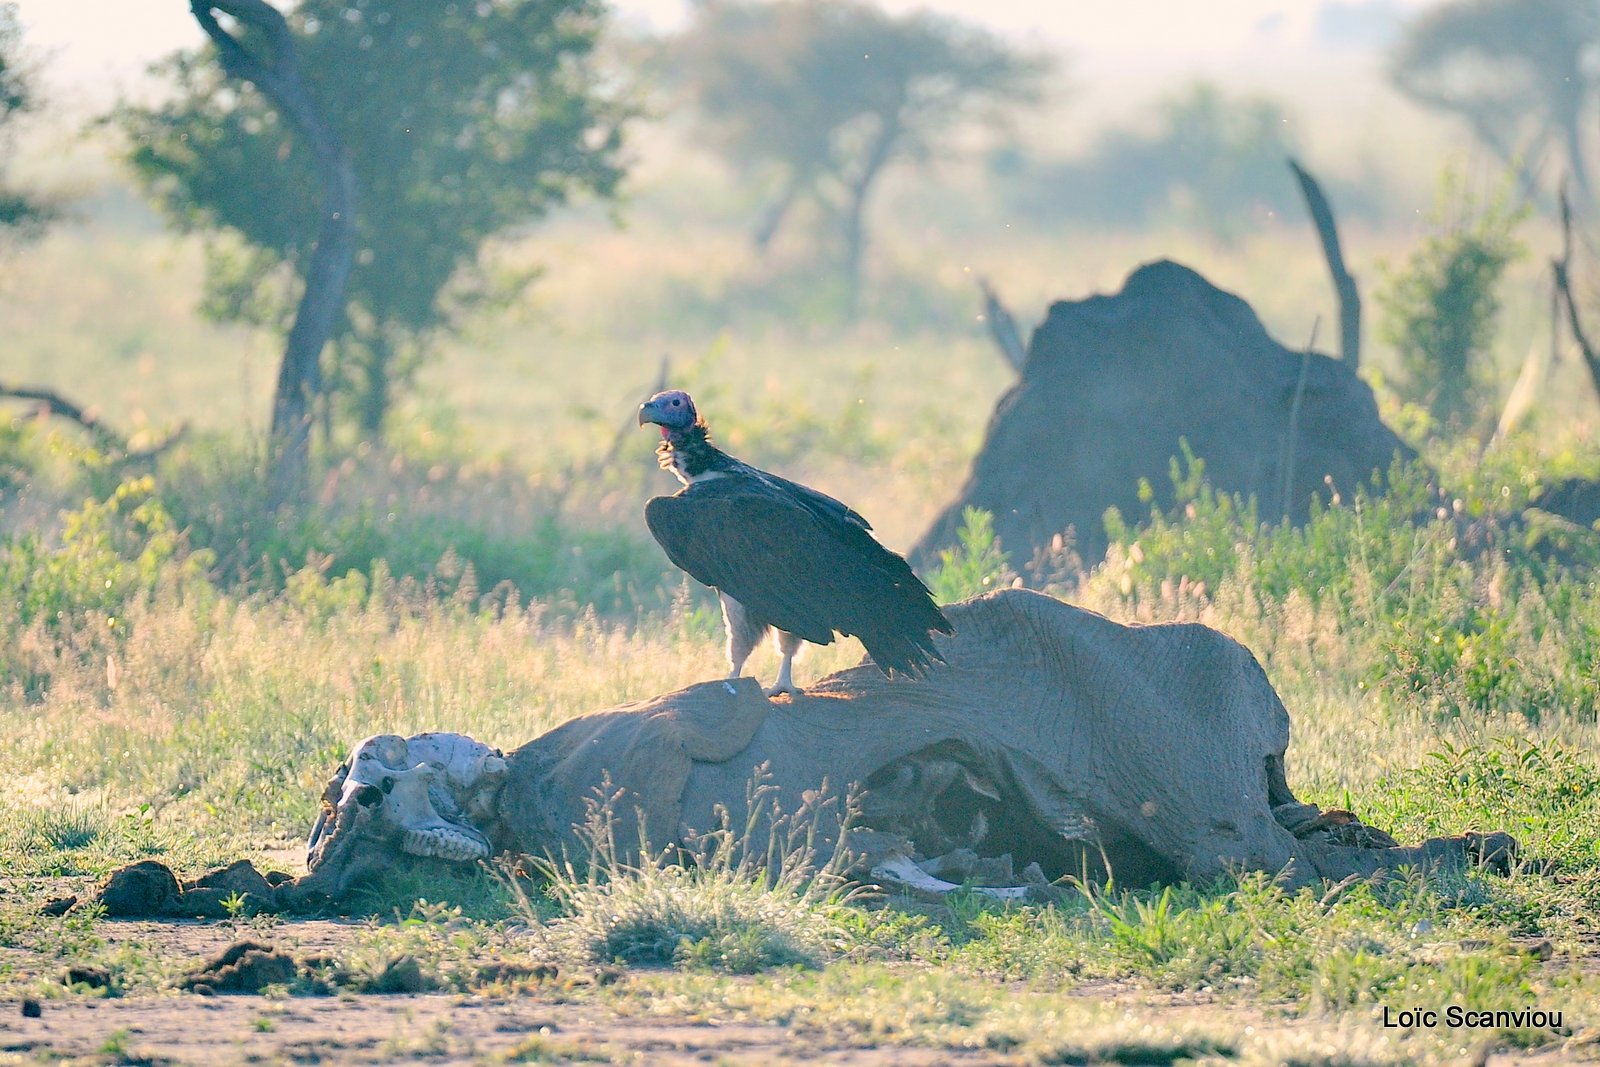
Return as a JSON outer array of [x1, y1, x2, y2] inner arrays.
[[870, 855, 1033, 901]]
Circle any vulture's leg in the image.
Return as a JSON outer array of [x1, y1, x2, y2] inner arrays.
[[766, 630, 804, 697], [720, 593, 768, 681]]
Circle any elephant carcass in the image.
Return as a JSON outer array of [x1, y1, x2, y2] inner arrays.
[[296, 590, 1514, 900], [291, 732, 508, 901]]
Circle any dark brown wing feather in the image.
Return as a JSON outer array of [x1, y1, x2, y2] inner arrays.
[[646, 475, 952, 676]]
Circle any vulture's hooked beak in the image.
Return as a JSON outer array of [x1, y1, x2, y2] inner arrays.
[[637, 400, 661, 427]]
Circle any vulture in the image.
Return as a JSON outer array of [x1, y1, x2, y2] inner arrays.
[[638, 389, 953, 695]]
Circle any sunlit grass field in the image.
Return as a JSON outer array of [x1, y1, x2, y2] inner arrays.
[[3, 136, 1600, 1061]]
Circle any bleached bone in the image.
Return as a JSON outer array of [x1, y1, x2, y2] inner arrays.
[[870, 854, 1035, 902], [306, 732, 505, 869]]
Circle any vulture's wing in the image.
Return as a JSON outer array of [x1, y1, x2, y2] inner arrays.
[[646, 478, 951, 675], [759, 471, 873, 531]]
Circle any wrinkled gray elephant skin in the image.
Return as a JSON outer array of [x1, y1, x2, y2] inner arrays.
[[298, 590, 1515, 900]]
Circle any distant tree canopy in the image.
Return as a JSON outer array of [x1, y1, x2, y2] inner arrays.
[[668, 0, 1048, 309], [0, 2, 47, 236], [118, 0, 625, 439], [999, 82, 1318, 238], [1389, 0, 1600, 203]]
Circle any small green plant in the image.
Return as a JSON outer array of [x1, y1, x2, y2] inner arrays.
[[504, 1034, 611, 1063], [220, 891, 249, 921], [930, 507, 1014, 603], [98, 1030, 132, 1059], [1092, 446, 1600, 722]]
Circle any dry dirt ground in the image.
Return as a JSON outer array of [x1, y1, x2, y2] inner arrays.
[[0, 991, 1006, 1065], [0, 919, 1592, 1066]]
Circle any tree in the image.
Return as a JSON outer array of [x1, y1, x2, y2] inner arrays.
[[0, 1, 48, 236], [1001, 82, 1315, 239], [1389, 0, 1600, 203], [176, 0, 356, 512], [117, 0, 625, 451], [670, 0, 1046, 311]]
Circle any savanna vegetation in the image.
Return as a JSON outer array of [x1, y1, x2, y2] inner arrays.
[[3, 0, 1600, 1062]]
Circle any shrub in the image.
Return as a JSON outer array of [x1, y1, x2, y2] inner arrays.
[[155, 443, 670, 613], [1094, 448, 1600, 722], [0, 475, 213, 634], [930, 507, 1014, 603], [1376, 170, 1525, 430]]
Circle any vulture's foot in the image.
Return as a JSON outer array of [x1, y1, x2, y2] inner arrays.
[[763, 682, 800, 699]]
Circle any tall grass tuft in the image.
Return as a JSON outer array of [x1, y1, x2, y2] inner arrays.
[[510, 774, 864, 973]]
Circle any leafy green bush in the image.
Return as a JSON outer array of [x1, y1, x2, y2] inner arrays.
[[0, 475, 214, 638], [1102, 449, 1439, 610], [930, 507, 1014, 604], [1096, 449, 1600, 721], [1377, 171, 1526, 429]]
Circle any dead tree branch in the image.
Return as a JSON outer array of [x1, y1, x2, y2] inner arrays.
[[1288, 157, 1361, 371], [191, 0, 356, 511], [0, 384, 105, 437], [1551, 178, 1600, 405], [0, 383, 187, 460], [1279, 318, 1318, 520], [602, 354, 672, 468], [978, 275, 1027, 372]]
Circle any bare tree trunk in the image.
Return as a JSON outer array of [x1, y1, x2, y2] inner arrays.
[[191, 0, 357, 512], [1559, 111, 1591, 208], [358, 332, 390, 441], [1287, 157, 1360, 371], [841, 112, 900, 319], [752, 169, 806, 255], [977, 276, 1027, 372]]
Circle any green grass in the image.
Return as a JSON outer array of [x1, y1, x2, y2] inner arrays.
[[0, 453, 1595, 1063], [2, 124, 1599, 1062], [1, 389, 1598, 1059]]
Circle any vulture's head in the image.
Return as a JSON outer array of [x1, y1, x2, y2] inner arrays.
[[638, 389, 699, 436]]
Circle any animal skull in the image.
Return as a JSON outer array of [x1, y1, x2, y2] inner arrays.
[[301, 732, 507, 895]]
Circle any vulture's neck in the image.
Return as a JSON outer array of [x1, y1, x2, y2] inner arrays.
[[658, 422, 737, 486]]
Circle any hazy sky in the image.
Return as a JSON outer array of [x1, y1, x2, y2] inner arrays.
[[14, 0, 1438, 109]]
